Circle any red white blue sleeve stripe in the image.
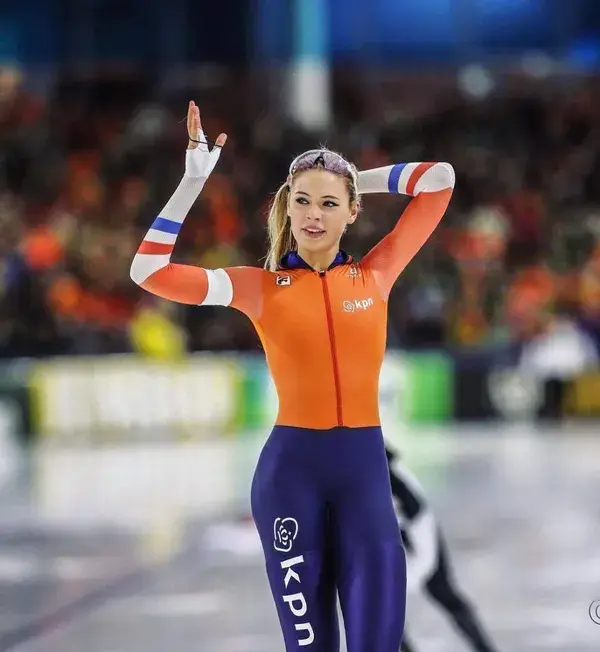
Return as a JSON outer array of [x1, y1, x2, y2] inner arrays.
[[130, 174, 205, 286], [129, 172, 236, 306], [357, 162, 455, 196]]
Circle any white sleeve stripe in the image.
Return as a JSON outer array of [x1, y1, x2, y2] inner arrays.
[[143, 229, 178, 245], [413, 163, 455, 195], [130, 253, 171, 285], [397, 162, 421, 194], [202, 268, 234, 306]]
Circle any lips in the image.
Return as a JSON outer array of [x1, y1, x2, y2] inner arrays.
[[302, 228, 326, 238]]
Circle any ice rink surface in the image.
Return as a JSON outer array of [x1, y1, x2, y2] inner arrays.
[[1, 424, 600, 651]]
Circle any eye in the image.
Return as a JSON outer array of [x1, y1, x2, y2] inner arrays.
[[323, 200, 339, 208], [294, 197, 309, 205]]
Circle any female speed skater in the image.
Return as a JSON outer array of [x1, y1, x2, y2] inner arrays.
[[130, 100, 455, 651]]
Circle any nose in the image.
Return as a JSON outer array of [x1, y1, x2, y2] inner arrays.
[[305, 205, 323, 221]]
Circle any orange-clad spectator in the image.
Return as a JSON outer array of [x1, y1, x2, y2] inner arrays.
[[503, 264, 556, 340], [21, 225, 64, 271]]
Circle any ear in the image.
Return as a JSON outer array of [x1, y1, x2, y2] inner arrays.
[[347, 201, 359, 225]]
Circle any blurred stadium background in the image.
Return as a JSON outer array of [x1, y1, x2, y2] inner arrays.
[[2, 0, 600, 650]]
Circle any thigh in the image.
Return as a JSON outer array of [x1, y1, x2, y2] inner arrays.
[[251, 429, 326, 554], [330, 428, 406, 652], [333, 429, 401, 548], [251, 428, 340, 652]]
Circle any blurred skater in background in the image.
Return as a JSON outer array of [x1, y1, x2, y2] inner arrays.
[[386, 446, 500, 652]]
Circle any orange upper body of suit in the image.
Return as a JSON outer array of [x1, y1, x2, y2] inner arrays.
[[131, 161, 454, 429]]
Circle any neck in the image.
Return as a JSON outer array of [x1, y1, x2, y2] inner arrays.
[[297, 246, 340, 272]]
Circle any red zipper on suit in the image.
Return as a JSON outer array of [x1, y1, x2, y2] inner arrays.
[[319, 271, 343, 426]]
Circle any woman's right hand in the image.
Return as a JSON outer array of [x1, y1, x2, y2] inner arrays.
[[185, 101, 227, 179], [186, 100, 227, 151]]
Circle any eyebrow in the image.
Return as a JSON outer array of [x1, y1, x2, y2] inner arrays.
[[295, 191, 341, 200]]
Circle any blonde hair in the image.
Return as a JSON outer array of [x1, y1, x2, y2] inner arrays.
[[264, 151, 359, 271], [265, 182, 295, 272]]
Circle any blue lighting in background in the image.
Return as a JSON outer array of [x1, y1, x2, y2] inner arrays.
[[0, 21, 19, 63], [292, 0, 328, 61], [474, 0, 553, 49], [372, 0, 455, 46], [256, 0, 599, 65], [476, 0, 543, 20], [566, 36, 600, 70]]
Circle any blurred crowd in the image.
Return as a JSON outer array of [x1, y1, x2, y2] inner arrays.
[[2, 63, 600, 362]]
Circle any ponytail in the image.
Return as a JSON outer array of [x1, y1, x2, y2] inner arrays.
[[265, 182, 295, 271]]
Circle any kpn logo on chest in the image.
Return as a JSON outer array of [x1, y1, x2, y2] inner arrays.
[[343, 297, 374, 313]]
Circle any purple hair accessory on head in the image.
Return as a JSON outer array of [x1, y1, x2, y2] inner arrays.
[[288, 149, 358, 187]]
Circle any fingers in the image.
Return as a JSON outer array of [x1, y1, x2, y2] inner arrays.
[[186, 100, 194, 138], [187, 102, 227, 150], [187, 100, 201, 140], [195, 103, 202, 132]]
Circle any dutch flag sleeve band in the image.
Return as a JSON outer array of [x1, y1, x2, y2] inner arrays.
[[130, 173, 206, 286], [357, 162, 455, 196], [131, 144, 227, 288]]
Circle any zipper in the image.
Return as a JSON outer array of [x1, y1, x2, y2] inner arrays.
[[319, 271, 343, 426]]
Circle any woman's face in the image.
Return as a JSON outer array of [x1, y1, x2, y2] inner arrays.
[[288, 169, 358, 255]]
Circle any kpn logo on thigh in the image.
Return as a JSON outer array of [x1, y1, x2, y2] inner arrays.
[[274, 517, 314, 646]]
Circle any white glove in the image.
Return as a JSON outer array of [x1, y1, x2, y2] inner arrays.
[[185, 129, 224, 179], [184, 101, 227, 179]]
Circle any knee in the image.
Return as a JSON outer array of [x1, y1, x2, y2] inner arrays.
[[427, 578, 468, 611]]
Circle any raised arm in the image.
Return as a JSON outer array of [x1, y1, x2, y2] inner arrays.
[[359, 162, 455, 300], [130, 102, 265, 319]]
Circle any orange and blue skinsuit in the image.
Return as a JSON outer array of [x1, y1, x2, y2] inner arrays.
[[131, 156, 455, 652]]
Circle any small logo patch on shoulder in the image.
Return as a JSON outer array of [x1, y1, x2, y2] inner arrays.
[[276, 275, 291, 286], [347, 265, 361, 279]]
